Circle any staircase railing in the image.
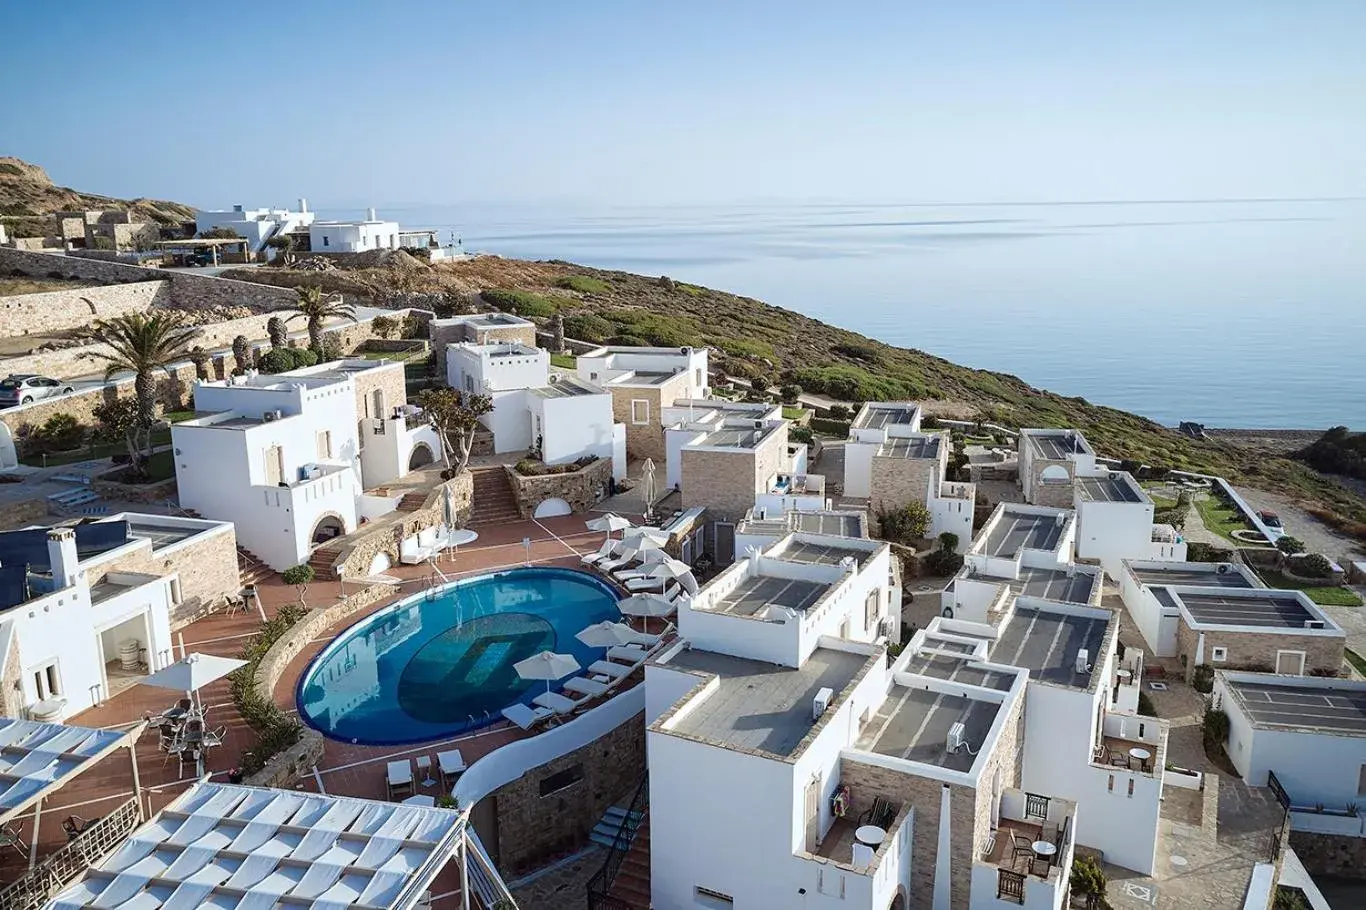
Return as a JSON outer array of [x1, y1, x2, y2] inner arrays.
[[0, 797, 142, 910], [465, 825, 520, 909], [586, 774, 648, 910]]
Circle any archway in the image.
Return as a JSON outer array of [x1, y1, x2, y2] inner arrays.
[[310, 512, 347, 546], [0, 421, 16, 470], [367, 552, 392, 576], [408, 442, 435, 470], [1039, 465, 1071, 484], [887, 887, 907, 910], [533, 497, 572, 519]]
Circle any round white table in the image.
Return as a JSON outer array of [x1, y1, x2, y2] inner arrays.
[[1129, 747, 1152, 762], [1032, 840, 1058, 859], [855, 825, 886, 847], [1115, 669, 1132, 682], [441, 528, 479, 562]]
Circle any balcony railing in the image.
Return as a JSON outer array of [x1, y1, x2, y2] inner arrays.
[[0, 797, 141, 910], [997, 869, 1025, 904]]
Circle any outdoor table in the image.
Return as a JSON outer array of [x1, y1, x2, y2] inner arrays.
[[855, 825, 886, 847], [1032, 841, 1058, 859]]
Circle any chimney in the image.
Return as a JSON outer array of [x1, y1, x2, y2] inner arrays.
[[46, 528, 79, 589], [366, 207, 378, 222], [298, 197, 309, 214]]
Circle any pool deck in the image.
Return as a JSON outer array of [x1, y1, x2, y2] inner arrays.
[[0, 512, 632, 891]]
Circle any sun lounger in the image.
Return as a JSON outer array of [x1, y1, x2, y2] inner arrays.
[[501, 704, 554, 729], [624, 576, 666, 592], [580, 540, 618, 566], [607, 645, 649, 664], [437, 750, 465, 789], [588, 660, 631, 681], [533, 691, 591, 715], [385, 760, 413, 800], [564, 676, 609, 697], [596, 549, 640, 574]]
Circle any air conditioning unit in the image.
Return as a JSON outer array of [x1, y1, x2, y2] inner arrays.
[[812, 687, 834, 721], [1074, 649, 1091, 674], [1217, 563, 1231, 575], [754, 420, 765, 429], [879, 617, 896, 638], [262, 410, 283, 422], [946, 722, 967, 753], [1304, 620, 1325, 629]]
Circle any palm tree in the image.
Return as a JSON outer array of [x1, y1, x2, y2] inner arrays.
[[266, 316, 287, 349], [77, 311, 200, 454], [287, 285, 355, 356]]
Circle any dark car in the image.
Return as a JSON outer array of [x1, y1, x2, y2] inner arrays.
[[0, 374, 75, 407]]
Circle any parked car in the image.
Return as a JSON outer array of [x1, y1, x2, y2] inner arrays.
[[0, 374, 75, 407], [1257, 510, 1284, 529]]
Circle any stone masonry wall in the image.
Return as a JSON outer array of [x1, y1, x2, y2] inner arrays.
[[1288, 830, 1366, 879], [0, 247, 298, 313], [1176, 620, 1344, 680], [681, 448, 759, 524], [0, 281, 165, 339], [505, 457, 612, 519], [869, 454, 937, 512], [429, 319, 537, 378], [351, 361, 408, 419], [0, 635, 23, 719], [481, 712, 646, 875], [1028, 460, 1076, 509], [100, 524, 241, 626], [330, 471, 474, 579], [610, 385, 667, 463]]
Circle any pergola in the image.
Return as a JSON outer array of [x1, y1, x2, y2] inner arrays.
[[153, 237, 252, 267]]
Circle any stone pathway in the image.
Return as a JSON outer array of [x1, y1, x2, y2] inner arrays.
[[509, 845, 604, 910]]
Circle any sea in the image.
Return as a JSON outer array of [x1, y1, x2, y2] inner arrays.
[[332, 198, 1366, 430]]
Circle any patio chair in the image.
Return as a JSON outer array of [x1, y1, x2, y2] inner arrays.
[[176, 746, 202, 778], [1042, 821, 1059, 845], [1030, 857, 1051, 878], [564, 676, 609, 698], [437, 750, 466, 790], [501, 703, 555, 730], [580, 540, 618, 567], [0, 825, 27, 857], [386, 760, 414, 800], [1010, 832, 1034, 864]]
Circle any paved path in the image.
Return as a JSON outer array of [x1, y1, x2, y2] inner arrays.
[[1238, 488, 1359, 566]]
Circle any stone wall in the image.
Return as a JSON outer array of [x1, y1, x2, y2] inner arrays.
[[1288, 830, 1366, 879], [1176, 620, 1344, 680], [606, 373, 690, 464], [477, 712, 646, 876], [0, 634, 23, 719], [351, 361, 408, 419], [869, 454, 937, 512], [100, 523, 241, 625], [429, 318, 536, 378], [330, 471, 474, 579], [0, 281, 165, 339], [0, 497, 47, 531], [680, 447, 759, 524], [0, 247, 297, 313], [505, 457, 612, 519], [1027, 459, 1076, 508]]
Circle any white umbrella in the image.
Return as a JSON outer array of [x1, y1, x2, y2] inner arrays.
[[586, 513, 633, 538], [637, 547, 674, 565], [139, 653, 247, 709], [575, 621, 639, 649], [640, 458, 658, 517], [514, 650, 581, 693], [622, 526, 669, 550], [617, 592, 676, 633], [648, 556, 699, 595]]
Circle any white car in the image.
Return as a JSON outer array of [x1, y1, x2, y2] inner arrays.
[[0, 374, 75, 408]]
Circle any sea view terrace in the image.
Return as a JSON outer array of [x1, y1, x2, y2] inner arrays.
[[1023, 428, 1095, 462], [1076, 470, 1150, 505]]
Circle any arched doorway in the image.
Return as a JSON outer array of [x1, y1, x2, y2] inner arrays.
[[1039, 465, 1070, 484], [533, 497, 572, 519], [367, 552, 392, 576], [408, 442, 435, 470], [887, 887, 907, 910], [310, 512, 347, 546]]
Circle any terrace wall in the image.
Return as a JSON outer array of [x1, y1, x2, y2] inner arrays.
[[1176, 619, 1344, 681], [98, 524, 241, 626], [0, 281, 165, 338], [505, 457, 612, 519], [869, 454, 937, 512]]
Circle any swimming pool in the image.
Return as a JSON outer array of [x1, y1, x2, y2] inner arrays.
[[296, 567, 621, 745]]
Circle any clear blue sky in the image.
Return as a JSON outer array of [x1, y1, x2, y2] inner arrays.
[[4, 1, 1364, 209]]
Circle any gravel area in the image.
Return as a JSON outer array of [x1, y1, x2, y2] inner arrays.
[[1238, 488, 1361, 564]]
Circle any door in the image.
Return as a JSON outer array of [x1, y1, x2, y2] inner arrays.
[[804, 777, 821, 852], [1276, 650, 1307, 675], [714, 522, 735, 565]]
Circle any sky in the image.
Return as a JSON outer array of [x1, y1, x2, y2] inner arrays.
[[4, 1, 1365, 209]]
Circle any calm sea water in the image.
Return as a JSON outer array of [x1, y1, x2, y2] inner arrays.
[[342, 199, 1366, 429]]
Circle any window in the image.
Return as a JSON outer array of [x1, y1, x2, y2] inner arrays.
[[1211, 647, 1228, 663], [33, 661, 62, 700], [1127, 779, 1135, 798], [590, 371, 599, 381], [538, 763, 583, 797], [694, 887, 734, 908], [1358, 765, 1366, 797], [695, 367, 703, 387], [839, 618, 850, 639], [316, 430, 332, 460], [322, 235, 330, 247], [464, 374, 475, 394], [631, 399, 650, 425], [864, 589, 879, 632], [1107, 774, 1114, 792]]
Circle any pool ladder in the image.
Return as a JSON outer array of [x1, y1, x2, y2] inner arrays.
[[423, 559, 450, 601]]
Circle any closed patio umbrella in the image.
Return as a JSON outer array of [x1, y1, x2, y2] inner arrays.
[[575, 621, 639, 649], [514, 650, 581, 694], [586, 513, 633, 538], [640, 458, 658, 518]]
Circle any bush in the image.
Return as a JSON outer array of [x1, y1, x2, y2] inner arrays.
[[779, 383, 802, 404], [789, 426, 814, 444], [751, 375, 770, 394], [1192, 663, 1215, 694], [563, 314, 615, 343], [1203, 705, 1230, 744], [29, 413, 85, 454], [370, 315, 396, 339], [258, 347, 319, 374], [828, 404, 851, 420], [555, 275, 610, 294], [608, 334, 649, 347], [809, 417, 852, 436], [515, 456, 597, 476], [227, 603, 308, 776], [876, 502, 931, 544], [1293, 553, 1334, 578], [1070, 855, 1107, 902], [1186, 541, 1234, 563], [924, 547, 964, 576], [938, 531, 959, 553], [483, 288, 559, 318]]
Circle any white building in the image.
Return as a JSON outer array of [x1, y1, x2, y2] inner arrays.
[[576, 346, 709, 465], [195, 201, 315, 254], [172, 360, 441, 570], [309, 208, 402, 253], [0, 514, 236, 722], [843, 403, 976, 552], [446, 341, 625, 480], [1018, 429, 1097, 508], [1215, 672, 1366, 817]]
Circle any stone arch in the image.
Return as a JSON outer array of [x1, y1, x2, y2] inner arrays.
[[309, 511, 348, 546], [408, 442, 435, 470], [1039, 464, 1071, 484], [367, 552, 392, 576], [887, 886, 907, 910], [532, 497, 572, 519]]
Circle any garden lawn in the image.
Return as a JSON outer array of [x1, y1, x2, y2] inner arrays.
[[1346, 649, 1366, 678], [781, 406, 808, 421], [1194, 495, 1255, 544], [1254, 570, 1363, 607], [140, 449, 176, 482], [550, 353, 577, 369]]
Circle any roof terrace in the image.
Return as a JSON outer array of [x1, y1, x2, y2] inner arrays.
[[1005, 566, 1099, 605], [1025, 430, 1090, 460], [1077, 473, 1147, 504], [852, 402, 922, 432], [855, 683, 1003, 773], [530, 376, 604, 399], [993, 605, 1110, 689], [876, 435, 942, 459], [765, 534, 882, 570], [1127, 561, 1258, 589], [1225, 677, 1366, 736], [1174, 589, 1322, 630], [980, 508, 1069, 558], [737, 509, 866, 540], [713, 574, 832, 617], [661, 647, 870, 757], [691, 423, 780, 450]]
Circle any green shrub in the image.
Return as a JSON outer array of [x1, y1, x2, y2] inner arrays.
[[228, 602, 308, 776], [1203, 705, 1230, 744], [554, 275, 610, 294], [751, 375, 770, 393], [828, 404, 851, 420], [809, 417, 852, 436], [370, 315, 396, 339], [779, 384, 802, 404], [483, 288, 560, 318], [1186, 541, 1234, 563], [608, 334, 649, 347], [602, 308, 699, 347], [1192, 664, 1216, 694], [924, 547, 964, 576], [563, 314, 615, 343], [1070, 855, 1107, 902], [29, 413, 85, 454], [789, 426, 814, 444], [256, 349, 295, 374], [877, 502, 931, 544], [1293, 553, 1334, 578]]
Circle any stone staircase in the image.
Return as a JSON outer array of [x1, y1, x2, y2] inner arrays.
[[237, 546, 274, 587], [606, 813, 651, 909], [468, 466, 520, 525], [307, 543, 343, 581], [397, 491, 428, 512]]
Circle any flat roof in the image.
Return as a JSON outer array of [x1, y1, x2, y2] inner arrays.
[[982, 511, 1065, 557], [855, 684, 1001, 772], [994, 607, 1108, 688], [773, 539, 874, 569], [854, 403, 920, 430], [1008, 566, 1097, 604], [125, 519, 203, 550], [693, 426, 774, 449], [1227, 679, 1366, 736], [89, 578, 140, 604], [793, 512, 864, 537], [622, 370, 679, 386], [49, 782, 463, 910], [664, 648, 868, 757], [531, 377, 603, 399], [715, 574, 831, 617], [1028, 432, 1084, 460], [903, 652, 1017, 691], [877, 436, 941, 459], [1132, 565, 1255, 589], [1077, 474, 1144, 504], [1180, 590, 1318, 629]]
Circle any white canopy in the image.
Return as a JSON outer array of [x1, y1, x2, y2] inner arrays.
[[648, 557, 699, 593], [622, 526, 670, 549], [575, 621, 639, 648], [514, 651, 580, 692], [617, 592, 676, 619], [586, 513, 633, 536], [139, 653, 246, 698]]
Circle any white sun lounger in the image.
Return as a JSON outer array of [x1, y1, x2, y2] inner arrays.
[[607, 645, 649, 664], [580, 540, 617, 566], [533, 691, 591, 715], [501, 704, 554, 729], [624, 576, 667, 592], [385, 761, 413, 800], [564, 676, 609, 697], [588, 660, 631, 681], [596, 549, 640, 574]]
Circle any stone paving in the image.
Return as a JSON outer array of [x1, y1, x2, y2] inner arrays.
[[509, 845, 605, 910]]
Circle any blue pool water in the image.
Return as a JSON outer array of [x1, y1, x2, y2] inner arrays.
[[296, 567, 621, 745]]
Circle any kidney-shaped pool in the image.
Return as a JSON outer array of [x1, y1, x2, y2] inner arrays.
[[296, 567, 621, 745]]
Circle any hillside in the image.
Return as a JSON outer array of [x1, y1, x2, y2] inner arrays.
[[0, 156, 195, 236], [227, 252, 1366, 540]]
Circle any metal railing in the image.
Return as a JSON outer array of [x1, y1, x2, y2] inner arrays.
[[0, 797, 142, 910], [586, 774, 648, 910], [1268, 770, 1291, 812], [997, 868, 1025, 904], [1025, 792, 1050, 820]]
